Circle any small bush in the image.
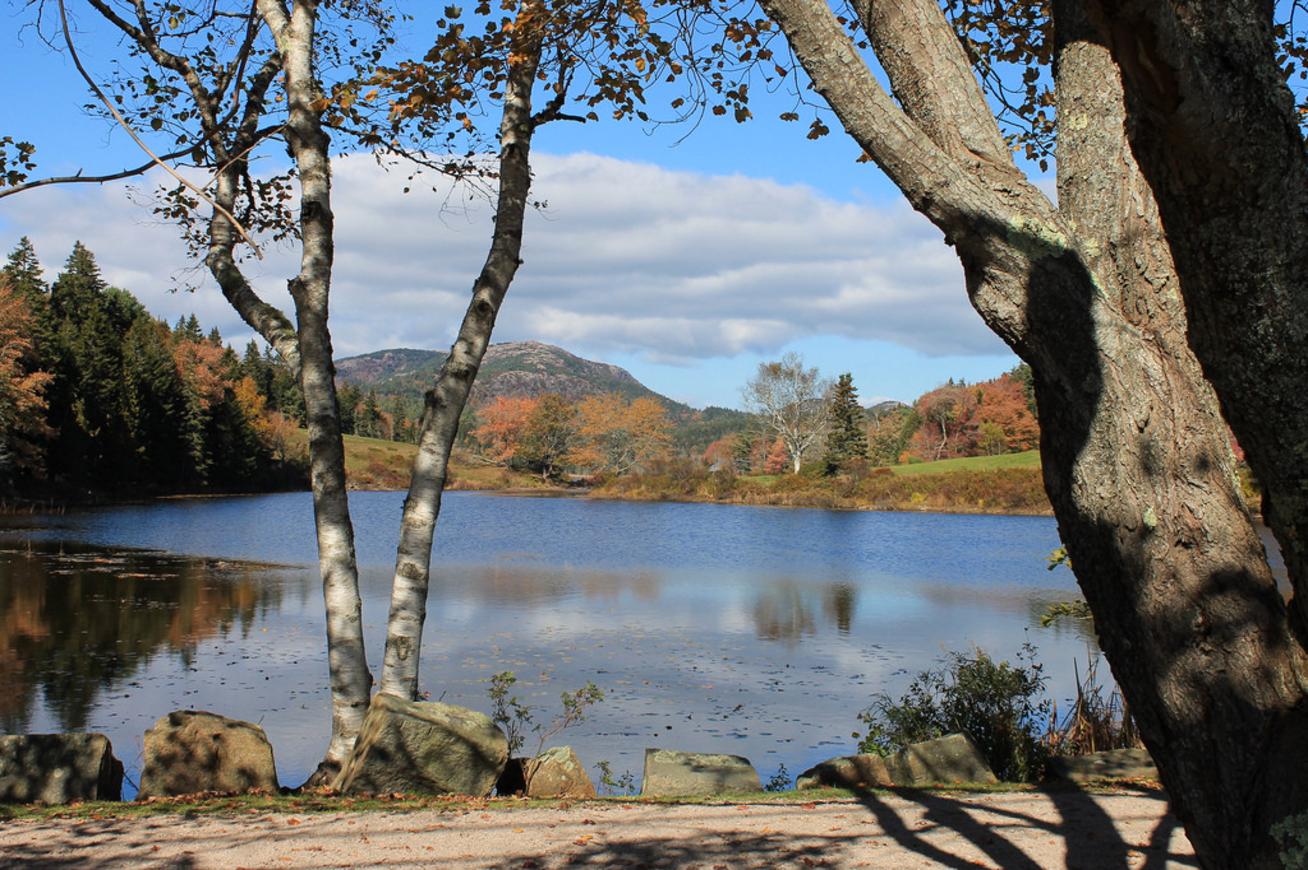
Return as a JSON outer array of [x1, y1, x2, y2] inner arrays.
[[856, 642, 1051, 782]]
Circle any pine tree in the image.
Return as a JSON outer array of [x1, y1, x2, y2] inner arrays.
[[822, 373, 868, 474], [3, 238, 46, 305], [49, 242, 104, 320], [731, 432, 755, 474]]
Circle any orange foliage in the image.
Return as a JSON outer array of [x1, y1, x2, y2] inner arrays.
[[472, 395, 539, 463], [233, 375, 296, 460], [764, 437, 790, 474], [0, 280, 53, 472], [975, 374, 1039, 453], [907, 374, 1039, 461], [702, 435, 734, 469], [173, 339, 228, 410], [570, 393, 672, 474]]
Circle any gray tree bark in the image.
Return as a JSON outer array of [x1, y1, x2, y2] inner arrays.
[[77, 0, 372, 781], [755, 0, 1308, 865], [1091, 0, 1308, 642], [257, 0, 371, 781], [377, 1, 547, 699]]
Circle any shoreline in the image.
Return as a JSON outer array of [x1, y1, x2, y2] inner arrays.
[[3, 473, 1057, 519]]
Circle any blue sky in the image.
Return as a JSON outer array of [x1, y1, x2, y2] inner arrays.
[[0, 5, 1025, 408]]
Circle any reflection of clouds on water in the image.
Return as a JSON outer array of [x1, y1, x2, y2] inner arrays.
[[10, 493, 1107, 791]]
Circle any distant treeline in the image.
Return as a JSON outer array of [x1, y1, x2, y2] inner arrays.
[[0, 238, 310, 498]]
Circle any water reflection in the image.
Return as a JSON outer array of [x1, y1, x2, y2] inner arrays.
[[751, 581, 859, 643], [0, 543, 288, 733], [4, 493, 1105, 790]]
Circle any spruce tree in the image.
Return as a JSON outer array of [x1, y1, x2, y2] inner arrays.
[[823, 373, 868, 474], [49, 241, 104, 320], [3, 237, 47, 304], [731, 432, 755, 474]]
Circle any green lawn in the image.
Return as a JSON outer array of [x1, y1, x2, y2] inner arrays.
[[888, 450, 1040, 476]]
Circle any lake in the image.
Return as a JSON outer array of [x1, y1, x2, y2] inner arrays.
[[1, 491, 1109, 795]]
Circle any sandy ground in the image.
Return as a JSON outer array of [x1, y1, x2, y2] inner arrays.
[[0, 789, 1196, 869]]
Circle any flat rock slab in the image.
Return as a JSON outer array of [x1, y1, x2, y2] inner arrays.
[[0, 733, 123, 804], [641, 749, 761, 797], [798, 733, 998, 789], [1046, 748, 1157, 783], [334, 695, 508, 797], [138, 711, 278, 798]]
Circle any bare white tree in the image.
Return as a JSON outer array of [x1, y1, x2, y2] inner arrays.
[[742, 353, 830, 474]]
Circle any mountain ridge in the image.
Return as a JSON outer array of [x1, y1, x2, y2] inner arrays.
[[336, 340, 684, 411]]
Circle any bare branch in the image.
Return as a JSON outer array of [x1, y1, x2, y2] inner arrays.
[[0, 145, 196, 200], [56, 0, 264, 257]]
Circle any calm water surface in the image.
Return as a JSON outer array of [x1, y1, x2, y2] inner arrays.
[[2, 492, 1102, 795]]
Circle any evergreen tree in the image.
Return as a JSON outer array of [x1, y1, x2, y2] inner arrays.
[[337, 383, 361, 435], [822, 373, 868, 474], [49, 242, 104, 320], [355, 390, 383, 439], [122, 316, 198, 488], [731, 432, 755, 474], [207, 325, 223, 346], [3, 238, 47, 306]]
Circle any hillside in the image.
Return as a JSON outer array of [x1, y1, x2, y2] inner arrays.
[[337, 341, 676, 408]]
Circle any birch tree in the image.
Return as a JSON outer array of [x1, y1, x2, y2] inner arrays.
[[743, 352, 829, 473], [374, 0, 693, 699], [3, 0, 397, 781], [726, 0, 1308, 863]]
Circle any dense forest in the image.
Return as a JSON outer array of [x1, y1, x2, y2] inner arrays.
[[0, 237, 1042, 499], [0, 238, 310, 498]]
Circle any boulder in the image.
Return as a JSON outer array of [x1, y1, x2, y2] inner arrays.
[[1045, 748, 1157, 784], [497, 746, 596, 799], [0, 733, 123, 804], [334, 695, 508, 797], [137, 711, 278, 798], [797, 733, 998, 789], [640, 749, 762, 797]]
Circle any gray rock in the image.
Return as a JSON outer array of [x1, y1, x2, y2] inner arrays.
[[640, 748, 762, 797], [0, 734, 123, 804], [334, 695, 508, 797], [797, 733, 998, 789], [524, 746, 596, 799], [137, 710, 278, 798], [1045, 748, 1157, 783]]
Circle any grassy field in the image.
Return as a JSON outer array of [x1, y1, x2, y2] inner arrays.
[[284, 430, 553, 492], [889, 450, 1041, 476]]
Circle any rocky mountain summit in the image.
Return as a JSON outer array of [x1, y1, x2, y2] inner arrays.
[[336, 341, 672, 407]]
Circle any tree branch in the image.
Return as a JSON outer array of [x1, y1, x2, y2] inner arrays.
[[57, 0, 263, 257], [0, 145, 196, 199]]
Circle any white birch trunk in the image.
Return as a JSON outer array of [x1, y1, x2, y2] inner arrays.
[[377, 3, 546, 699], [257, 0, 371, 780]]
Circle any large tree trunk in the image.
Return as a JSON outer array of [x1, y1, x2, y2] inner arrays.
[[377, 3, 546, 700], [258, 0, 372, 781], [1091, 0, 1308, 634], [756, 0, 1308, 864]]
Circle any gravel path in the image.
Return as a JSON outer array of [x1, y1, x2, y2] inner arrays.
[[0, 790, 1196, 869]]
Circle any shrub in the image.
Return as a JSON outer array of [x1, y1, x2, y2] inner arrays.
[[856, 642, 1051, 782]]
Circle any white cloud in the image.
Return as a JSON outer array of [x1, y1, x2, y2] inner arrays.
[[0, 151, 1004, 364]]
